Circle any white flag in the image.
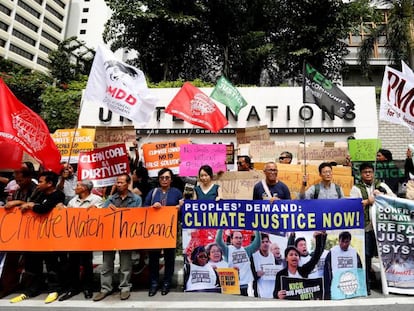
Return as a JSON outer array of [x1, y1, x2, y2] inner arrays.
[[402, 60, 414, 78], [83, 44, 157, 125], [380, 65, 414, 132]]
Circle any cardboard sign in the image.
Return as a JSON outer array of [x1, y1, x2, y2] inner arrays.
[[236, 125, 270, 145], [348, 139, 381, 162], [250, 140, 277, 162], [77, 143, 129, 187], [0, 207, 177, 251], [217, 171, 264, 199], [51, 128, 95, 163], [179, 144, 227, 176], [142, 139, 190, 177], [93, 126, 137, 147], [298, 146, 348, 164]]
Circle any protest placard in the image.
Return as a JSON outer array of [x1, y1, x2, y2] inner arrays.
[[51, 128, 95, 163], [179, 144, 227, 176]]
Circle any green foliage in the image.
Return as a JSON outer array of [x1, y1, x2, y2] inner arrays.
[[148, 78, 214, 88], [40, 77, 87, 132], [48, 37, 94, 84], [0, 58, 51, 113]]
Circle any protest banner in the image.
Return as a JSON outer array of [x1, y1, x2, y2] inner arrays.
[[297, 145, 348, 165], [77, 143, 129, 187], [181, 199, 366, 299], [179, 144, 227, 176], [216, 171, 264, 199], [51, 128, 95, 163], [0, 206, 177, 251], [348, 139, 381, 162], [142, 138, 190, 177], [373, 195, 414, 295]]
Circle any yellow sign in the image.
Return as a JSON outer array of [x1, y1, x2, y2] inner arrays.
[[52, 128, 95, 163]]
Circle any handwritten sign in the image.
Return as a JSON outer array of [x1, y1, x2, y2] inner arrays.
[[179, 144, 227, 176], [236, 125, 270, 144], [348, 139, 381, 161], [0, 207, 177, 251], [77, 144, 129, 187], [298, 146, 348, 164], [51, 128, 95, 163], [217, 171, 264, 199], [94, 126, 136, 146], [142, 139, 190, 177], [250, 140, 277, 162]]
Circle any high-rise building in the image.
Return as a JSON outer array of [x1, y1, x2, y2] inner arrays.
[[0, 0, 70, 73]]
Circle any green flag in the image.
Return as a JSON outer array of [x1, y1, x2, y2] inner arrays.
[[210, 76, 248, 115]]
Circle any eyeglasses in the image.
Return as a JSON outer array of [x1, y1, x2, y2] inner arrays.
[[279, 156, 290, 160], [237, 162, 244, 165], [265, 169, 278, 172], [159, 176, 171, 180], [197, 254, 208, 259]]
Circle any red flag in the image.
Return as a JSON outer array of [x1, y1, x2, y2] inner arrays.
[[165, 82, 228, 133], [0, 78, 61, 173]]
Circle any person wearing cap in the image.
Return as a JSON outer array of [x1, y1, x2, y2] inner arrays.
[[273, 231, 326, 299], [57, 180, 103, 301], [279, 152, 292, 164]]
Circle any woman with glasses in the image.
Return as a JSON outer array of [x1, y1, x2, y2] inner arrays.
[[184, 246, 220, 292], [144, 168, 183, 297]]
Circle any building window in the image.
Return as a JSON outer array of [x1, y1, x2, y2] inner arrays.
[[15, 14, 39, 32], [41, 30, 59, 45], [80, 29, 86, 34], [37, 57, 50, 68], [18, 0, 41, 18], [39, 43, 52, 54], [0, 3, 12, 16], [81, 18, 88, 23], [82, 8, 89, 13], [12, 29, 36, 46], [0, 38, 5, 47], [45, 4, 64, 20], [33, 0, 43, 5], [53, 0, 66, 9], [0, 21, 8, 31], [9, 44, 34, 60], [44, 17, 62, 33]]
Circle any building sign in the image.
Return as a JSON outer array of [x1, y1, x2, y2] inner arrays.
[[79, 87, 377, 142]]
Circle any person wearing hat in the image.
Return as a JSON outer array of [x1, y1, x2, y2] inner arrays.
[[57, 179, 103, 301]]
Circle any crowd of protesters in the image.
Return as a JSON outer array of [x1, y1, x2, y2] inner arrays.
[[0, 146, 409, 302]]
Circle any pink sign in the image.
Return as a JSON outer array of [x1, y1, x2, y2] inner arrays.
[[77, 143, 130, 187], [179, 144, 227, 176]]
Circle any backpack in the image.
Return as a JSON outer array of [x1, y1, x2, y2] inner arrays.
[[314, 183, 342, 199]]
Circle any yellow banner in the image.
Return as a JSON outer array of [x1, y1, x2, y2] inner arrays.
[[52, 128, 95, 162]]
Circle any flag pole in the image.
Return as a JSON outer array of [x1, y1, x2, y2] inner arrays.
[[302, 61, 308, 181]]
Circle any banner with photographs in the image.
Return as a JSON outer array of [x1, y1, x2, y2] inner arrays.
[[373, 195, 414, 295], [182, 199, 367, 300]]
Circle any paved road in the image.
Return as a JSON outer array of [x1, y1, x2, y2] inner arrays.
[[0, 289, 412, 311]]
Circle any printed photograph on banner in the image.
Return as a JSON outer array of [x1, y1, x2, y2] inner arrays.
[[373, 195, 414, 295], [181, 199, 366, 300]]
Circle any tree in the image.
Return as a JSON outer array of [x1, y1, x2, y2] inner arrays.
[[48, 37, 94, 84], [40, 78, 87, 132]]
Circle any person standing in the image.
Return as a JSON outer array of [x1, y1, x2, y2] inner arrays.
[[193, 165, 222, 200], [299, 162, 344, 199], [57, 162, 77, 204], [253, 162, 291, 201], [144, 168, 183, 297], [215, 230, 261, 296], [10, 171, 65, 304], [323, 231, 363, 299], [251, 233, 279, 298], [279, 152, 293, 164], [58, 180, 103, 301], [237, 156, 252, 171], [93, 174, 142, 302], [349, 162, 395, 294]]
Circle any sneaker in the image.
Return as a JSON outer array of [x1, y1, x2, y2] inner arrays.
[[10, 294, 28, 303], [45, 292, 58, 304]]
